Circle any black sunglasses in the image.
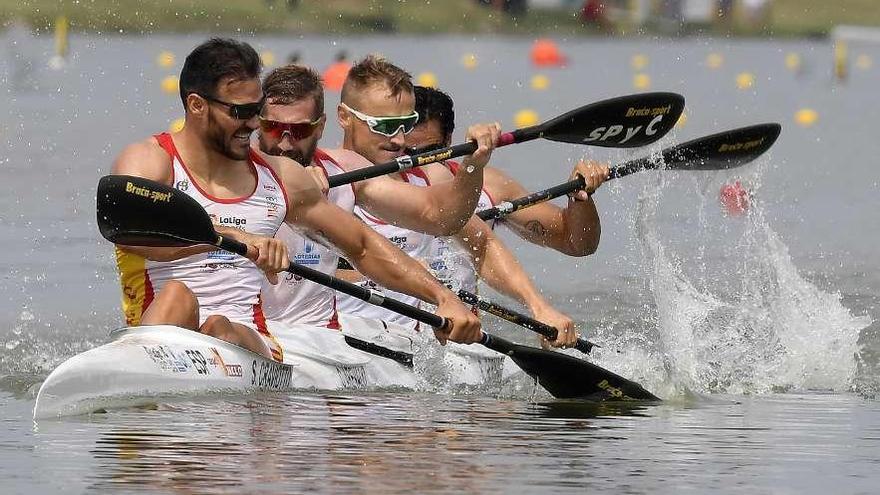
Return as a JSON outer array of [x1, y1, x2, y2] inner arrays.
[[195, 93, 266, 120]]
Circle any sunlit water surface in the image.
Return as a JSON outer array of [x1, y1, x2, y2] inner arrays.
[[1, 33, 878, 493]]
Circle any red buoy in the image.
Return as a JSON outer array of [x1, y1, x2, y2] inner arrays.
[[719, 181, 749, 216]]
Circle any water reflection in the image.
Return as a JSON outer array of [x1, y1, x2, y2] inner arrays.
[[72, 393, 673, 493]]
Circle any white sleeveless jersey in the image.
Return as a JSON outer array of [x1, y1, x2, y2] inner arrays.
[[262, 149, 356, 328], [427, 160, 498, 293], [115, 133, 288, 359], [335, 170, 434, 330]]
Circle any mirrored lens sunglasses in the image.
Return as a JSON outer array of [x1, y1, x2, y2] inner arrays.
[[340, 102, 419, 137]]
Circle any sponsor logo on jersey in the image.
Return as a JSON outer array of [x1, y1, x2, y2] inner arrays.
[[206, 250, 236, 262], [218, 216, 247, 229], [175, 179, 190, 191], [266, 195, 280, 218], [293, 241, 322, 265]]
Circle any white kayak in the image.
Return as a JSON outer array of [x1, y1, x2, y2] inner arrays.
[[34, 315, 517, 419]]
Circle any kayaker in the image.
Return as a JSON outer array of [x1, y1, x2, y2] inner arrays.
[[326, 58, 571, 348], [325, 56, 495, 332], [111, 39, 486, 362], [335, 82, 584, 347], [255, 63, 501, 330]]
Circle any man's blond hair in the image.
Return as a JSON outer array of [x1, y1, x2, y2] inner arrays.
[[341, 55, 413, 105]]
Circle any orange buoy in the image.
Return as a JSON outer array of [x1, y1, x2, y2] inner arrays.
[[719, 181, 749, 216], [322, 51, 351, 92], [530, 38, 567, 67]]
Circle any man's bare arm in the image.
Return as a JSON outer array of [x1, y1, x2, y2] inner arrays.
[[485, 165, 602, 257]]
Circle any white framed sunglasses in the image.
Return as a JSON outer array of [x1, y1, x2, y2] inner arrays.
[[340, 102, 419, 137]]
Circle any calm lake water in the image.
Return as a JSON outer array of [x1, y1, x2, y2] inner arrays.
[[1, 32, 878, 493]]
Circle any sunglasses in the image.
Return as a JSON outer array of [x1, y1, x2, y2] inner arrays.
[[340, 102, 419, 137], [259, 116, 323, 141], [196, 93, 266, 120]]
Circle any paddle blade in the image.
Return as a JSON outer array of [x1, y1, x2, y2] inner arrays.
[[538, 92, 684, 148], [96, 175, 219, 247], [484, 335, 659, 401], [663, 123, 782, 171]]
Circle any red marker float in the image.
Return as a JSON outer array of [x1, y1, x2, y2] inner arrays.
[[719, 180, 749, 215]]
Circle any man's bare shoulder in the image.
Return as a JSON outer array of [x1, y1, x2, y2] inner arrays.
[[319, 148, 373, 172], [111, 136, 173, 182]]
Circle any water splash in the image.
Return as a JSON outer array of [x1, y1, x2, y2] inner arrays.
[[632, 168, 868, 396]]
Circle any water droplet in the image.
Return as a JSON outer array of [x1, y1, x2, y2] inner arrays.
[[5, 340, 20, 350], [19, 310, 34, 322]]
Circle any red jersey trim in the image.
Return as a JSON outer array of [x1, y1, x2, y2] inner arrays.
[[153, 132, 258, 204], [314, 148, 357, 200], [141, 273, 155, 321], [250, 148, 290, 214], [358, 207, 389, 226]]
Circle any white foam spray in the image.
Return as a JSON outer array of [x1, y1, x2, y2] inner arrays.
[[629, 165, 868, 396]]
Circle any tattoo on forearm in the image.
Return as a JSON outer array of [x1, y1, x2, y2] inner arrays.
[[525, 220, 547, 237]]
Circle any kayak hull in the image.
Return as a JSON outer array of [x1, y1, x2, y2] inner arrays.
[[34, 318, 513, 419]]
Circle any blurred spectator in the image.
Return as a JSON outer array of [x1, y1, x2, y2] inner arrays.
[[580, 0, 610, 30], [475, 0, 527, 15], [264, 0, 299, 11], [717, 0, 734, 25]]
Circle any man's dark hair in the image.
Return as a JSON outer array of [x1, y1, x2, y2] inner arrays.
[[179, 38, 262, 110], [414, 86, 455, 141], [262, 64, 324, 117]]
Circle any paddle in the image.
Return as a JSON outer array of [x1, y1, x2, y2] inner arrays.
[[97, 174, 659, 401], [457, 289, 597, 355], [328, 92, 685, 188], [478, 123, 782, 221]]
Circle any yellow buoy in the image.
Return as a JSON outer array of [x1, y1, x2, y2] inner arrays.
[[633, 73, 651, 90], [161, 75, 179, 95], [856, 54, 873, 70], [675, 112, 687, 128], [169, 117, 185, 133], [794, 108, 818, 127], [461, 53, 478, 70], [785, 53, 801, 72], [261, 50, 276, 67], [513, 109, 539, 129], [157, 51, 175, 68], [530, 74, 550, 91], [706, 53, 723, 69], [417, 72, 438, 88], [736, 72, 755, 90], [631, 54, 648, 71]]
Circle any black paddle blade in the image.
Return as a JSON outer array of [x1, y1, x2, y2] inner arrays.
[[663, 123, 782, 171], [538, 92, 684, 148], [96, 175, 219, 247], [484, 335, 660, 401]]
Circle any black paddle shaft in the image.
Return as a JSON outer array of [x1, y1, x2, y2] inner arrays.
[[457, 289, 596, 354]]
